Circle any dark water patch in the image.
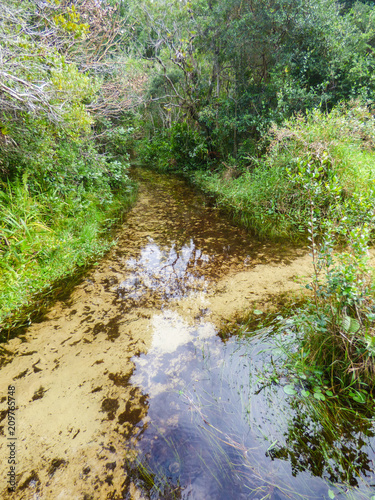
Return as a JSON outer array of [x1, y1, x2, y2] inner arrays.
[[91, 316, 123, 341], [0, 345, 14, 369], [101, 398, 119, 420], [109, 371, 133, 387], [106, 461, 117, 471], [31, 386, 47, 401], [92, 322, 105, 336], [106, 317, 122, 341], [118, 403, 144, 427], [32, 361, 42, 373], [104, 474, 113, 485], [48, 459, 66, 477], [14, 368, 28, 379], [19, 471, 40, 491], [82, 466, 91, 475]]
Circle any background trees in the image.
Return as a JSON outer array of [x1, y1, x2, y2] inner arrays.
[[133, 0, 375, 167]]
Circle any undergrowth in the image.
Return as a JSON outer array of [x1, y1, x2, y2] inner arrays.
[[227, 147, 375, 402], [0, 162, 137, 338], [191, 101, 375, 240]]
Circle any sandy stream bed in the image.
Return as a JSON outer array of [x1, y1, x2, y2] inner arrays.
[[0, 171, 314, 499]]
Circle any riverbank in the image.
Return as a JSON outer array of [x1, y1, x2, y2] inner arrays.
[[135, 102, 375, 397], [0, 172, 137, 338]]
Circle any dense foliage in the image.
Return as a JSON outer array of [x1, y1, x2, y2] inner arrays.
[[133, 0, 375, 167], [0, 0, 137, 333]]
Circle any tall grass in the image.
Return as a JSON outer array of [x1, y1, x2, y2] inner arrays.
[[0, 174, 137, 337], [192, 101, 375, 240]]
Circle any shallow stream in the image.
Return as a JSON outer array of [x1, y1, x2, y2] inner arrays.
[[1, 169, 374, 499]]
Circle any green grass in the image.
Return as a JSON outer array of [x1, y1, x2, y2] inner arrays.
[[0, 177, 137, 338], [191, 101, 375, 241]]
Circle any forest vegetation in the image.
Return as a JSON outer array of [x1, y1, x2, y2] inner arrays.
[[2, 0, 375, 395]]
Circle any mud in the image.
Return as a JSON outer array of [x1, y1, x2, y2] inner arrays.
[[0, 169, 314, 499]]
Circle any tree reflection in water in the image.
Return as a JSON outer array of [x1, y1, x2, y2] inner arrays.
[[270, 398, 375, 488]]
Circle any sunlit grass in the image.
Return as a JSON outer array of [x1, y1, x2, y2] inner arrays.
[[192, 102, 375, 241], [0, 178, 137, 336]]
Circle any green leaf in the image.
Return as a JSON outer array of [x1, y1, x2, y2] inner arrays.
[[341, 315, 360, 335], [364, 334, 375, 355], [283, 385, 297, 395], [349, 318, 360, 334], [350, 391, 366, 404], [341, 315, 351, 333], [325, 390, 333, 397], [266, 440, 278, 452], [313, 392, 326, 401], [301, 390, 310, 397], [253, 309, 263, 315], [328, 489, 335, 499]]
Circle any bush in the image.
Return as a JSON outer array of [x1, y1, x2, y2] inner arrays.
[[289, 153, 375, 394], [137, 122, 209, 173], [193, 101, 375, 240]]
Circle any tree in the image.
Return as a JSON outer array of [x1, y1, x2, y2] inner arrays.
[[133, 0, 375, 163]]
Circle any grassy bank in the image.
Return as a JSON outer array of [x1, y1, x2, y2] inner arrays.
[[200, 103, 375, 398], [0, 156, 137, 338], [191, 102, 375, 241]]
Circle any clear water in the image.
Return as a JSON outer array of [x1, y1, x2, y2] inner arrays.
[[3, 167, 375, 499]]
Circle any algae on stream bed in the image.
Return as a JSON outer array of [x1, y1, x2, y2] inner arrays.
[[0, 169, 374, 499]]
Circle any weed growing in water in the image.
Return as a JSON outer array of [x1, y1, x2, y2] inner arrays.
[[217, 312, 375, 497], [126, 457, 183, 500]]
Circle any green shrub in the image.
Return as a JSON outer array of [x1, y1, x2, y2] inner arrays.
[[193, 101, 375, 240], [137, 122, 208, 173]]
